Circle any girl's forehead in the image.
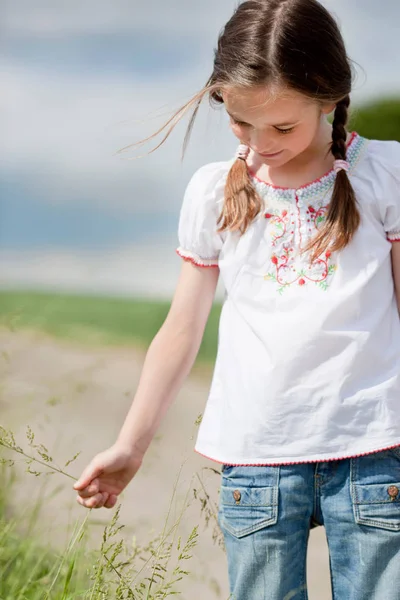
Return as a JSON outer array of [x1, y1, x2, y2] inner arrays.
[[222, 85, 315, 119]]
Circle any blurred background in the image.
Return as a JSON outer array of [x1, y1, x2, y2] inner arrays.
[[2, 0, 400, 301]]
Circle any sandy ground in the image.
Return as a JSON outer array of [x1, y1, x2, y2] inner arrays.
[[0, 328, 332, 599]]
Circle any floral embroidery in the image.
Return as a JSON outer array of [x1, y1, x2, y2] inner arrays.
[[247, 132, 369, 294], [263, 197, 337, 294]]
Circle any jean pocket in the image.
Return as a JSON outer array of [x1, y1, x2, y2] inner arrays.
[[218, 484, 279, 539], [350, 452, 400, 532]]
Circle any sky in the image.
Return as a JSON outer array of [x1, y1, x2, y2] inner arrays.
[[1, 0, 400, 299]]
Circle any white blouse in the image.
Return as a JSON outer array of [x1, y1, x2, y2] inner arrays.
[[176, 132, 400, 465]]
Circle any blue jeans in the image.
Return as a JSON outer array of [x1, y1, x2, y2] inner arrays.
[[217, 447, 400, 600]]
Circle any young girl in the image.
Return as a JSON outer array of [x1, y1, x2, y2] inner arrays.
[[73, 0, 400, 597]]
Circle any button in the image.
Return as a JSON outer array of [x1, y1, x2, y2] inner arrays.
[[297, 199, 304, 207], [233, 490, 241, 503], [388, 485, 399, 500]]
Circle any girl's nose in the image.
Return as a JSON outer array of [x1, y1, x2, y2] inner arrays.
[[249, 131, 270, 154]]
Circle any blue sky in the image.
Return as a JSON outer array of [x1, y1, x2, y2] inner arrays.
[[1, 0, 400, 298]]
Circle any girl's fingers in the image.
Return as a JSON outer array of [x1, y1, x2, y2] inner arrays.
[[95, 492, 109, 509], [74, 465, 103, 490], [76, 492, 106, 509], [76, 490, 118, 510], [76, 481, 100, 498], [104, 494, 118, 509]]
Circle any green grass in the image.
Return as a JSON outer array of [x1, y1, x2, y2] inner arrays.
[[0, 466, 92, 599], [0, 431, 224, 599], [0, 290, 222, 370]]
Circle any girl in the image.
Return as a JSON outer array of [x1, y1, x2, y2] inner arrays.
[[73, 1, 400, 598]]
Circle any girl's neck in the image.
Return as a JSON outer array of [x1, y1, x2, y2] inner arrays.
[[249, 122, 350, 190]]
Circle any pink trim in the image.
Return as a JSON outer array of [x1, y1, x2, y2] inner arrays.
[[195, 441, 400, 467], [175, 248, 219, 268], [248, 131, 358, 191], [390, 239, 400, 243], [387, 234, 400, 242]]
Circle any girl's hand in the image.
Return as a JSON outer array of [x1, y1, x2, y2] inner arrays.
[[73, 443, 143, 509]]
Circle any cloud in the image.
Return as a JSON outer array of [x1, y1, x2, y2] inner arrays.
[[4, 0, 237, 38], [1, 58, 235, 215]]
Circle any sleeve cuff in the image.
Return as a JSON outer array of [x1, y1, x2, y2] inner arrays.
[[176, 247, 219, 268], [387, 232, 400, 242]]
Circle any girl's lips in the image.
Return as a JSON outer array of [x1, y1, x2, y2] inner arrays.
[[258, 150, 283, 158]]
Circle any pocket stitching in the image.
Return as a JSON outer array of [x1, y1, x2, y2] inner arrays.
[[219, 502, 278, 538], [350, 458, 400, 532], [220, 485, 278, 507], [218, 470, 280, 539], [353, 509, 400, 531]]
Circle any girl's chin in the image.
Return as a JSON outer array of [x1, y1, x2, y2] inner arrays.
[[259, 153, 289, 167]]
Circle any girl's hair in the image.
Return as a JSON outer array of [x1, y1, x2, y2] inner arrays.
[[125, 0, 359, 260]]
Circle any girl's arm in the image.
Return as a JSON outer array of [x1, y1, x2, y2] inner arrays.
[[391, 243, 400, 313], [115, 260, 220, 457]]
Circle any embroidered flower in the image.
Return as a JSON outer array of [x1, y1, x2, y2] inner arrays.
[[263, 201, 336, 292], [253, 133, 368, 293]]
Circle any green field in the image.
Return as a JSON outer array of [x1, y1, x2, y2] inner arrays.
[[0, 290, 221, 370]]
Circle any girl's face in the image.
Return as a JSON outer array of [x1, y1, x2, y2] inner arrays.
[[222, 84, 335, 165]]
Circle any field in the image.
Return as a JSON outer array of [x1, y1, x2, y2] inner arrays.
[[0, 290, 222, 374]]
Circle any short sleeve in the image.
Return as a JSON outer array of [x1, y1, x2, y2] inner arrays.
[[176, 161, 229, 267], [368, 140, 400, 241]]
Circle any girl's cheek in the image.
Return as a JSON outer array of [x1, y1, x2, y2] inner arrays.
[[230, 124, 248, 142]]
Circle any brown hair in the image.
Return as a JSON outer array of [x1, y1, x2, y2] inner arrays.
[[123, 0, 359, 260]]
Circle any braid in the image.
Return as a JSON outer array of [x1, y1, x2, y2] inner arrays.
[[306, 95, 361, 261], [331, 96, 350, 160], [218, 157, 263, 235]]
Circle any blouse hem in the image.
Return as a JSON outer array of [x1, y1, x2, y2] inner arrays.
[[194, 440, 400, 466]]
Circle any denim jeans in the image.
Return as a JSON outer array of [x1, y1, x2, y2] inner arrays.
[[217, 447, 400, 600]]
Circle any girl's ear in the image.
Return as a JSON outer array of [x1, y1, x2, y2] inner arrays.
[[321, 102, 337, 115]]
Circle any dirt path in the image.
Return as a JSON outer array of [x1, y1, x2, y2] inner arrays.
[[0, 328, 332, 599]]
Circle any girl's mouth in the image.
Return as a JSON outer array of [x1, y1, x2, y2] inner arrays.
[[258, 150, 283, 158]]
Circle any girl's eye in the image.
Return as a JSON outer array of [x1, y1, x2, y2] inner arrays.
[[230, 118, 294, 134], [276, 127, 294, 134], [231, 119, 249, 127]]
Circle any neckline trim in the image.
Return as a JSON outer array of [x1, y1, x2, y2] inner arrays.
[[247, 131, 359, 193]]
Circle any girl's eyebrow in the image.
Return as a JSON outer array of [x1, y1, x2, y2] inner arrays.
[[226, 110, 298, 127]]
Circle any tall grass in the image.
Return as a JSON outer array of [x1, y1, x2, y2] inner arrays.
[[0, 290, 227, 597], [0, 424, 226, 599]]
